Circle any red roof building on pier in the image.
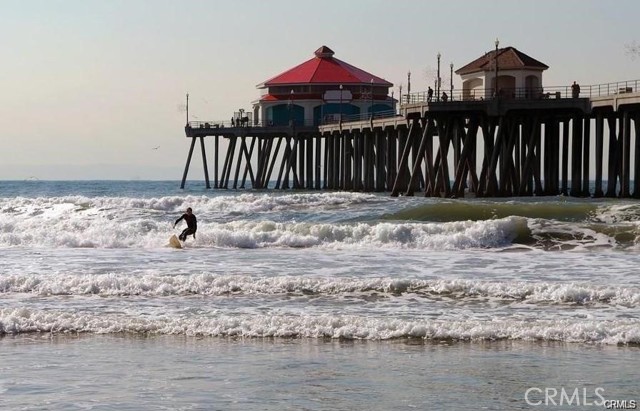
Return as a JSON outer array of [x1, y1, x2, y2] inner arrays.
[[253, 46, 394, 126]]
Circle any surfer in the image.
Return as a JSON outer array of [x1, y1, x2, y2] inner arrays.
[[174, 207, 197, 241]]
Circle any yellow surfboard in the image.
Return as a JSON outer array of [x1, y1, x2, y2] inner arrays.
[[169, 234, 182, 249]]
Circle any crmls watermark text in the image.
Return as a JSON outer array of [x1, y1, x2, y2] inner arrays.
[[525, 387, 637, 408], [604, 400, 638, 410], [525, 387, 606, 407]]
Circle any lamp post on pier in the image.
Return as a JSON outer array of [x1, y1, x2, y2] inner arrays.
[[407, 71, 411, 104], [370, 78, 374, 121], [288, 89, 294, 127], [391, 90, 394, 114], [494, 38, 500, 97], [437, 52, 441, 101], [339, 84, 343, 128], [450, 62, 454, 100]]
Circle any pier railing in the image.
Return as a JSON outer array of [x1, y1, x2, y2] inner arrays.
[[189, 110, 403, 129], [188, 119, 320, 129], [403, 79, 640, 104]]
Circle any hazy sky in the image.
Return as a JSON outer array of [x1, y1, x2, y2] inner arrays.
[[2, 0, 639, 180]]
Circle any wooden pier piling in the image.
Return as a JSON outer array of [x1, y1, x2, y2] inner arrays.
[[181, 89, 640, 198]]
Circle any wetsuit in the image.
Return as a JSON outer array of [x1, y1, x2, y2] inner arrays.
[[175, 213, 197, 241]]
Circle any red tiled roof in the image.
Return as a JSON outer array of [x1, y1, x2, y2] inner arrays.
[[259, 46, 393, 87], [455, 46, 549, 75]]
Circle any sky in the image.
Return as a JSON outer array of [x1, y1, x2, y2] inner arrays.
[[1, 0, 639, 180]]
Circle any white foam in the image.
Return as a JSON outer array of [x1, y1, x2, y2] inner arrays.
[[199, 217, 525, 250], [1, 308, 638, 344], [0, 193, 387, 248], [526, 218, 620, 250], [0, 192, 528, 250], [3, 194, 639, 251], [2, 274, 638, 307], [593, 202, 640, 224]]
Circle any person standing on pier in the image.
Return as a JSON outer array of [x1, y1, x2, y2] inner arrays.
[[571, 81, 581, 98], [427, 87, 433, 102], [174, 207, 197, 242]]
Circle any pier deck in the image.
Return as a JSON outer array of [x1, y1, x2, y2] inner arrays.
[[181, 81, 640, 198]]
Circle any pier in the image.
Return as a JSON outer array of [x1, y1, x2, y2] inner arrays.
[[180, 45, 640, 198], [181, 81, 640, 198]]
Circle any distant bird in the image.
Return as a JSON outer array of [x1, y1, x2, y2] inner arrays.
[[152, 146, 160, 150]]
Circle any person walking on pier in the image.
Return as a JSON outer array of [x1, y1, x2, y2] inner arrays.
[[174, 207, 197, 242], [427, 86, 433, 102], [571, 81, 581, 98]]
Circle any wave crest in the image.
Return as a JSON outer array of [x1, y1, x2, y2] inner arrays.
[[1, 308, 638, 344]]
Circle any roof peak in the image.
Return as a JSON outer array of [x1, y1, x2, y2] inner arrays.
[[314, 45, 335, 58], [258, 45, 393, 88], [455, 46, 548, 76]]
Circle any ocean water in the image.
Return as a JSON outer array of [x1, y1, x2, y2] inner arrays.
[[1, 180, 639, 410]]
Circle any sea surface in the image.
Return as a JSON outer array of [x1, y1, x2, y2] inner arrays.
[[1, 180, 639, 410]]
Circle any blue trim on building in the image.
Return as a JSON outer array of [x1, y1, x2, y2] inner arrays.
[[269, 104, 305, 126]]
